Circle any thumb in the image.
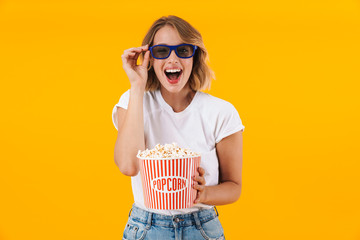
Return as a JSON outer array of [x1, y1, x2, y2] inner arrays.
[[142, 50, 150, 68]]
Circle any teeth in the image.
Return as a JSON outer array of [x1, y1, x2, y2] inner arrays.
[[165, 69, 181, 73]]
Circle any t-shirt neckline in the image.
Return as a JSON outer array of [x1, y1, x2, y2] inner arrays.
[[156, 89, 199, 116]]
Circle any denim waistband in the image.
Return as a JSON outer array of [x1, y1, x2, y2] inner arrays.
[[128, 205, 219, 228]]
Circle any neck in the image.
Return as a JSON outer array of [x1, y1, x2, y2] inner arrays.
[[160, 86, 196, 113]]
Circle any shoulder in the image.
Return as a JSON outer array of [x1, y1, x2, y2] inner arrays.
[[119, 89, 156, 101], [196, 91, 237, 114]]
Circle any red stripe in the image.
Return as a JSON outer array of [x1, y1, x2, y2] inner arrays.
[[191, 158, 197, 204], [188, 158, 191, 207], [179, 159, 182, 209], [156, 160, 161, 209], [164, 160, 168, 210], [193, 157, 197, 206], [162, 160, 166, 210], [175, 191, 178, 210], [161, 159, 164, 177], [171, 159, 173, 209], [184, 158, 188, 208], [155, 160, 159, 210], [139, 160, 145, 206], [141, 160, 148, 207], [146, 160, 151, 208], [181, 160, 187, 208], [153, 160, 156, 209], [176, 158, 178, 177], [146, 160, 152, 208], [182, 157, 186, 209], [154, 160, 159, 210], [184, 157, 187, 208], [144, 160, 150, 208], [172, 191, 175, 210], [167, 160, 169, 210], [172, 159, 175, 180], [169, 159, 172, 210], [177, 159, 180, 209], [159, 160, 163, 210], [143, 160, 147, 207], [195, 157, 198, 204], [179, 187, 182, 209], [151, 160, 155, 209], [174, 159, 178, 209], [177, 158, 180, 209]]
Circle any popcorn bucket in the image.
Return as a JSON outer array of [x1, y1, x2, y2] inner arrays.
[[138, 155, 201, 210]]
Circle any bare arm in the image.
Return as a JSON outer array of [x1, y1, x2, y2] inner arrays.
[[194, 130, 243, 205], [114, 44, 150, 176], [114, 87, 145, 176]]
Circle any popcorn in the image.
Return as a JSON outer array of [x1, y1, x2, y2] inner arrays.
[[137, 143, 200, 158]]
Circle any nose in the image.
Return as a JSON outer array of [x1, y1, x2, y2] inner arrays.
[[167, 49, 179, 63]]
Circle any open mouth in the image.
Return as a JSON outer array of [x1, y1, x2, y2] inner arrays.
[[164, 69, 183, 82]]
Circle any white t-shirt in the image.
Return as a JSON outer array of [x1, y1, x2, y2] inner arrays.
[[112, 89, 245, 215]]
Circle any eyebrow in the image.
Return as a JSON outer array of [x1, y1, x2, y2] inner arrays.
[[155, 42, 184, 45]]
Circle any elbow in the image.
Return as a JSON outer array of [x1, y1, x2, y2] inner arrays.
[[120, 167, 139, 177], [235, 183, 242, 201], [114, 157, 139, 177], [230, 182, 242, 204]]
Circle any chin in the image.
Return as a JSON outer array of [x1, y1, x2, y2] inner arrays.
[[162, 85, 184, 93], [159, 79, 186, 92]]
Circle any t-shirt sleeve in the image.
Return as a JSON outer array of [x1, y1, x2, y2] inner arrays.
[[215, 102, 245, 144], [112, 89, 130, 131]]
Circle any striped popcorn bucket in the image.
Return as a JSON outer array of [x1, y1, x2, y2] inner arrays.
[[137, 155, 201, 210]]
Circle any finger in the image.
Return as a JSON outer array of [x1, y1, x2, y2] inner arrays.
[[124, 45, 148, 53], [141, 50, 150, 67], [122, 50, 142, 62], [126, 46, 148, 64], [122, 49, 140, 58], [193, 176, 206, 185], [133, 51, 141, 63], [193, 176, 205, 185], [121, 52, 136, 62], [121, 53, 136, 67], [198, 167, 205, 176], [192, 182, 205, 191], [194, 192, 201, 203]]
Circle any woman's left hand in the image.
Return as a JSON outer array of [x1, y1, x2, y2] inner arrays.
[[193, 167, 207, 204]]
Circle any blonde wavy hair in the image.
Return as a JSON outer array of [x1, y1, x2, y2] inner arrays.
[[140, 15, 215, 91]]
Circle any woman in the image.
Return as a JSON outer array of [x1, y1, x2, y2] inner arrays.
[[112, 15, 245, 240]]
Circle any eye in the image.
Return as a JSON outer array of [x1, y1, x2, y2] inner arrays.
[[153, 46, 169, 53], [178, 45, 192, 53], [178, 48, 189, 53]]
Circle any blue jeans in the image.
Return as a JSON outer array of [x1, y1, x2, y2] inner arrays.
[[122, 205, 225, 240]]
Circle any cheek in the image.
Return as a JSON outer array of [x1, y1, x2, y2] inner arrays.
[[184, 61, 193, 75], [153, 62, 163, 76]]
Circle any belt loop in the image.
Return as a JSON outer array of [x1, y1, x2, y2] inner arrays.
[[192, 211, 202, 230], [145, 212, 153, 230], [214, 206, 219, 217], [128, 207, 133, 217]]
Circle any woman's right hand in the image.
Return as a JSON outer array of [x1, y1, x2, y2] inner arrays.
[[121, 44, 151, 90]]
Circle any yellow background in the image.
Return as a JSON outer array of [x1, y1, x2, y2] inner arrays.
[[1, 0, 360, 239]]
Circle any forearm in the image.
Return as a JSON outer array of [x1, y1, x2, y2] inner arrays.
[[202, 181, 242, 205], [114, 87, 145, 176]]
